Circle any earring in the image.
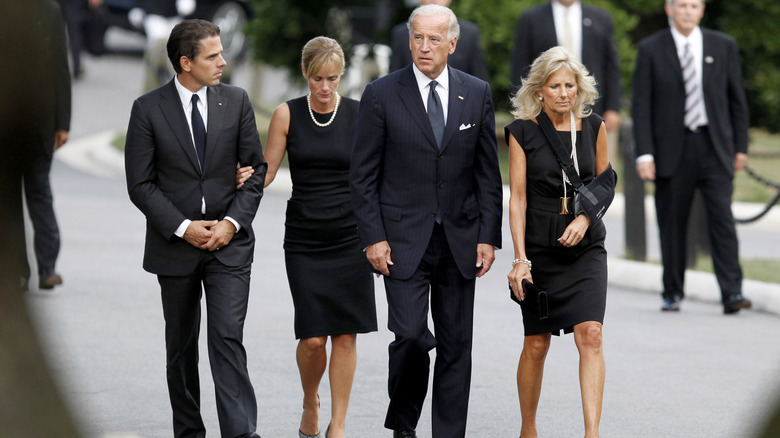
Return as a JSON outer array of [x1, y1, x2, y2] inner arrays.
[[538, 95, 543, 101]]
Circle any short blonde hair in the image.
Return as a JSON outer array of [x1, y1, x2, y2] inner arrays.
[[510, 46, 599, 120], [301, 36, 345, 78]]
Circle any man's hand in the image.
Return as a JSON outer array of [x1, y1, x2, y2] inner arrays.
[[366, 240, 393, 277], [603, 110, 621, 132], [475, 243, 495, 278], [734, 152, 748, 171], [183, 220, 218, 248], [203, 220, 237, 251], [636, 161, 655, 181], [54, 130, 69, 150], [558, 214, 590, 247]]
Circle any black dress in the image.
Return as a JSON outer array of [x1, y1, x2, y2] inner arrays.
[[504, 115, 608, 336], [284, 96, 377, 339]]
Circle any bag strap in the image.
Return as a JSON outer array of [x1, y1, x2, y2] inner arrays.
[[535, 111, 585, 190]]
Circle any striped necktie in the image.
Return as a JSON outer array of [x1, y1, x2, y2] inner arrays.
[[682, 42, 703, 130]]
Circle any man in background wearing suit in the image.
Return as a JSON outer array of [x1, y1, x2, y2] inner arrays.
[[632, 0, 751, 314], [23, 0, 71, 291], [125, 19, 266, 438], [389, 0, 489, 81], [350, 5, 502, 437], [510, 0, 621, 133]]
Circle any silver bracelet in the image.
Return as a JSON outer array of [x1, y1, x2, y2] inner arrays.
[[512, 258, 532, 270]]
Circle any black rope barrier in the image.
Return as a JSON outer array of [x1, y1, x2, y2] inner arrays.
[[735, 165, 780, 224]]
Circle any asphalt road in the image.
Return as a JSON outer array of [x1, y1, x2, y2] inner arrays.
[[22, 43, 780, 437]]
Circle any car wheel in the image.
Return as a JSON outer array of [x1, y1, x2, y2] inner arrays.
[[208, 1, 248, 64]]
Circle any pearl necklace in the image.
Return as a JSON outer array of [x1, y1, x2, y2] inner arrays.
[[307, 91, 340, 128]]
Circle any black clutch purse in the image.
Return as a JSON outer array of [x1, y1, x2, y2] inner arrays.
[[509, 279, 549, 319]]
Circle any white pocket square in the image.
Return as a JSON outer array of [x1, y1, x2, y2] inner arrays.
[[459, 123, 473, 131]]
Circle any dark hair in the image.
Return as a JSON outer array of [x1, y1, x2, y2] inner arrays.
[[167, 19, 220, 74]]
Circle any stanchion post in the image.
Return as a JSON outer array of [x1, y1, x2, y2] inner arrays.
[[621, 119, 647, 261]]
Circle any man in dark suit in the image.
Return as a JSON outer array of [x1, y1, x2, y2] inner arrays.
[[55, 0, 104, 79], [350, 5, 502, 437], [22, 0, 71, 291], [632, 0, 751, 314], [510, 0, 621, 132], [125, 19, 266, 438], [389, 0, 489, 81]]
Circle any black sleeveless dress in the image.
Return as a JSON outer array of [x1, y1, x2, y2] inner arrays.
[[284, 96, 377, 339], [504, 115, 608, 336]]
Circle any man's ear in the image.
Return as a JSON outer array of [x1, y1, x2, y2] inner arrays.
[[180, 56, 191, 73], [448, 37, 458, 55]]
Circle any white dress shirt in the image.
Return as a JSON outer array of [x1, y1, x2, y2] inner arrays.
[[552, 0, 583, 61], [670, 25, 708, 128], [172, 75, 240, 237], [412, 63, 450, 123]]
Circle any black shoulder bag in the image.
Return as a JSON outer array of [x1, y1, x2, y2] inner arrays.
[[535, 111, 617, 223]]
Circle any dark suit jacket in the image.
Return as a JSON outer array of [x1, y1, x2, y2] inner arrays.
[[631, 28, 749, 178], [389, 20, 490, 81], [510, 2, 620, 116], [350, 65, 503, 280], [125, 79, 267, 276]]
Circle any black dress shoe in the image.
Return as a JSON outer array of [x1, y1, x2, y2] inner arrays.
[[39, 273, 63, 290], [724, 295, 752, 314], [393, 431, 417, 438], [661, 296, 681, 311], [236, 433, 261, 438]]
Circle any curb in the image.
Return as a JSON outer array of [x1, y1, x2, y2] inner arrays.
[[59, 130, 780, 316]]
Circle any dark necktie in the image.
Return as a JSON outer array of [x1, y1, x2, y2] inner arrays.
[[682, 42, 703, 130], [427, 80, 445, 148], [191, 94, 207, 166]]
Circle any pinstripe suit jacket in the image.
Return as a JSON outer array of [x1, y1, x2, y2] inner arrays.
[[350, 65, 503, 280]]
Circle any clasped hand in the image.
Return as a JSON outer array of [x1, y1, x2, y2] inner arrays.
[[183, 219, 236, 251], [558, 214, 590, 247]]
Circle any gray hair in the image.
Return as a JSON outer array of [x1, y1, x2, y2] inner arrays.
[[510, 46, 599, 120], [407, 4, 460, 42]]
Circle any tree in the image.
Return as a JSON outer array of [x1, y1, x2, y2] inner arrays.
[[248, 0, 780, 131], [246, 0, 384, 81]]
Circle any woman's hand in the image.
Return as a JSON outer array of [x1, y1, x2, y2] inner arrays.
[[558, 214, 591, 247], [508, 263, 532, 302], [236, 164, 254, 189]]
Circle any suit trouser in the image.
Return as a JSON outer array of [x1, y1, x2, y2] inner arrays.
[[22, 149, 60, 277], [56, 0, 85, 75], [383, 224, 475, 437], [655, 128, 743, 302], [158, 252, 257, 438]]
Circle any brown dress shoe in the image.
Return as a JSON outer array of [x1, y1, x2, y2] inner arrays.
[[39, 273, 63, 290]]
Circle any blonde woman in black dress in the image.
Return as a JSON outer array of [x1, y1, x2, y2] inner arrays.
[[505, 46, 609, 438], [241, 37, 377, 438]]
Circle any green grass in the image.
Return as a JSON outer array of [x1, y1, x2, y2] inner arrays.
[[693, 257, 780, 284]]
